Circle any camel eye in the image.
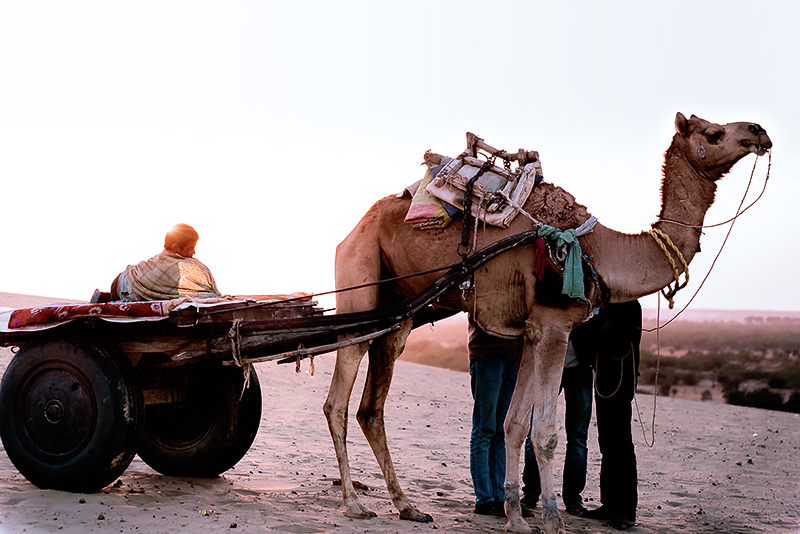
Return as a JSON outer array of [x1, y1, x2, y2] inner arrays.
[[705, 130, 724, 144]]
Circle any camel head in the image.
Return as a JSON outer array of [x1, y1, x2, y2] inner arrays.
[[671, 112, 772, 181]]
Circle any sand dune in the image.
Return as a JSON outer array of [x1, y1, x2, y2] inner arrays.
[[1, 348, 798, 533], [0, 292, 84, 310]]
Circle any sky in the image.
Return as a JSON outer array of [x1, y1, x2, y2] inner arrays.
[[0, 0, 797, 312]]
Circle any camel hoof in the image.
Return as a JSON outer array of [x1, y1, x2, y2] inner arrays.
[[343, 504, 377, 520], [542, 516, 566, 534], [503, 518, 534, 533], [399, 507, 433, 523]]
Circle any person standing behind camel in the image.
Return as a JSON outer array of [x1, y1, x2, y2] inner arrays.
[[573, 300, 642, 531], [92, 223, 222, 302], [468, 319, 592, 519], [467, 317, 524, 516]]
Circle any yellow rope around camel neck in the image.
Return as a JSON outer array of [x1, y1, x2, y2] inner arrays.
[[647, 228, 689, 309]]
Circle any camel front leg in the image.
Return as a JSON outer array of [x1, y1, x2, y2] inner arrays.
[[502, 353, 536, 534], [356, 320, 432, 522], [323, 341, 376, 519], [504, 321, 569, 534]]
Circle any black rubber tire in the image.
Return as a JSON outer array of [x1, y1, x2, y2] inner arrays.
[[137, 363, 261, 477], [0, 338, 144, 492]]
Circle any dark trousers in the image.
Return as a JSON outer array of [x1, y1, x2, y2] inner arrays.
[[594, 337, 639, 521], [469, 355, 519, 505]]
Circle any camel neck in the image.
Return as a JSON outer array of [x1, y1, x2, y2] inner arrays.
[[580, 147, 718, 303], [652, 148, 718, 261]]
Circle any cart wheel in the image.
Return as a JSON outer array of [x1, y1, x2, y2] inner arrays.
[[0, 339, 144, 493], [137, 363, 261, 477]]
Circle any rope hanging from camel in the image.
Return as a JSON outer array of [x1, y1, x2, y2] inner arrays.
[[593, 344, 632, 399], [635, 294, 664, 448], [497, 190, 545, 228], [646, 228, 689, 309]]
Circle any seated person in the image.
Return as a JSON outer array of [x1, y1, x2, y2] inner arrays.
[[93, 223, 222, 302]]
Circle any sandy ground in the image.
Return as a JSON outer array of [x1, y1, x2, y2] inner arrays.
[[1, 345, 799, 534]]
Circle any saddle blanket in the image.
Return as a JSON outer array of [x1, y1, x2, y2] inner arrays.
[[403, 164, 461, 229]]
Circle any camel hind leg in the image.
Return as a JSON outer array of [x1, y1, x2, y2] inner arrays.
[[323, 228, 384, 519], [356, 318, 433, 522]]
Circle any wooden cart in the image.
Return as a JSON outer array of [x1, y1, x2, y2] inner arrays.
[[0, 231, 542, 493]]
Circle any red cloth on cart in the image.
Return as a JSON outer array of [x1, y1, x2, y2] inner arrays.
[[7, 301, 169, 329]]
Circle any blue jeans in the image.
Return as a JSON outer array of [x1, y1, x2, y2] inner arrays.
[[469, 355, 519, 505], [522, 363, 593, 506]]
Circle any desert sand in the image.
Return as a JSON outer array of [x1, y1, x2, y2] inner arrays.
[[0, 294, 798, 533], [1, 352, 799, 534]]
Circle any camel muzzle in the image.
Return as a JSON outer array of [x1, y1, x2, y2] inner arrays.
[[745, 123, 771, 155]]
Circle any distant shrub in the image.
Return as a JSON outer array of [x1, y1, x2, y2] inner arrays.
[[774, 366, 800, 389], [768, 375, 788, 389], [725, 388, 785, 411], [659, 376, 676, 396], [783, 392, 800, 414], [717, 373, 742, 393], [640, 350, 680, 369], [679, 352, 730, 372], [639, 368, 657, 385], [679, 371, 700, 386], [641, 318, 800, 356], [725, 390, 745, 404], [638, 366, 702, 389]]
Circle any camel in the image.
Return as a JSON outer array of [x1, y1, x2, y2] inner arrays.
[[322, 113, 771, 534]]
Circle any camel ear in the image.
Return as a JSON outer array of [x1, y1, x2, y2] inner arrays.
[[675, 112, 689, 136]]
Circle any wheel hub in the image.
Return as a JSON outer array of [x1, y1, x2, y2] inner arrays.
[[20, 366, 96, 457], [44, 400, 65, 423]]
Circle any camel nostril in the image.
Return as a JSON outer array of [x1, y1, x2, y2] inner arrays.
[[749, 123, 765, 135]]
